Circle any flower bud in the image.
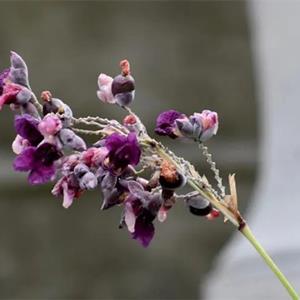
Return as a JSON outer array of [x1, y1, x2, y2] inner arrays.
[[15, 88, 32, 105], [186, 194, 212, 216], [73, 163, 90, 179], [42, 96, 73, 127], [59, 128, 87, 151], [111, 60, 135, 107], [189, 110, 218, 142], [78, 172, 98, 190], [159, 160, 186, 190], [97, 73, 115, 104], [8, 51, 29, 87], [38, 114, 62, 136]]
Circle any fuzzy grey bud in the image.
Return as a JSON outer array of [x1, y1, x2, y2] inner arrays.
[[74, 163, 90, 179], [59, 128, 87, 151], [79, 172, 98, 190], [186, 194, 212, 216], [9, 51, 29, 87]]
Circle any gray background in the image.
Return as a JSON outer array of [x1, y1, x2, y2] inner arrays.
[[0, 2, 256, 299]]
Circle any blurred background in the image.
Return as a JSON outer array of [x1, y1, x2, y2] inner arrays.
[[0, 2, 257, 299]]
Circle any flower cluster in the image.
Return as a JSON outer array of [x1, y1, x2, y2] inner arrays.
[[155, 109, 218, 142], [1, 52, 222, 247]]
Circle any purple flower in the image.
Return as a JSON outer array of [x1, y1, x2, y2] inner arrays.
[[132, 210, 155, 248], [124, 181, 162, 247], [105, 132, 141, 174], [0, 68, 10, 95], [155, 109, 186, 139], [14, 114, 43, 146], [13, 142, 62, 185]]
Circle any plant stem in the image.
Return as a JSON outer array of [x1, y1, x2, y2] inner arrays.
[[241, 225, 299, 299]]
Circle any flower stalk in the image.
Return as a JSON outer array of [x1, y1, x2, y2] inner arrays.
[[0, 52, 298, 298]]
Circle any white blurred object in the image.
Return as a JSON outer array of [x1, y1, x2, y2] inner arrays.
[[203, 1, 300, 299]]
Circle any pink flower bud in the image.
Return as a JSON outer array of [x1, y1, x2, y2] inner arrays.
[[38, 113, 62, 136], [97, 73, 115, 104]]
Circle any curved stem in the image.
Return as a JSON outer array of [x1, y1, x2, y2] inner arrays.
[[241, 225, 299, 299]]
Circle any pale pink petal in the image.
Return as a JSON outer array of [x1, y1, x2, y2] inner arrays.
[[124, 202, 136, 233]]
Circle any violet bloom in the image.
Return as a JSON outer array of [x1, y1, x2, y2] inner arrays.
[[13, 142, 62, 185], [155, 109, 185, 139], [124, 181, 162, 247], [97, 74, 115, 104], [105, 132, 141, 174], [14, 114, 43, 146], [0, 68, 10, 95]]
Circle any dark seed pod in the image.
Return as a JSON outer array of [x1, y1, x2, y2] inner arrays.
[[111, 74, 135, 96], [159, 160, 186, 190], [111, 60, 135, 107], [159, 172, 186, 190], [187, 195, 212, 216]]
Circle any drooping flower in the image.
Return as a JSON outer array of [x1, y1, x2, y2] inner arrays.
[[155, 109, 186, 139], [124, 181, 162, 247], [97, 74, 115, 104], [98, 170, 128, 210], [13, 142, 62, 185], [111, 60, 135, 107], [105, 132, 141, 174], [38, 113, 62, 137], [52, 175, 82, 208], [14, 114, 43, 146]]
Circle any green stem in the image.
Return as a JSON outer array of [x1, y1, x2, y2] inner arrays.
[[241, 225, 299, 299]]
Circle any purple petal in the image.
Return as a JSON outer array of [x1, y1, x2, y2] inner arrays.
[[155, 110, 184, 138], [28, 164, 55, 185], [13, 147, 36, 171], [34, 143, 62, 166], [132, 214, 155, 247], [14, 114, 43, 146]]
